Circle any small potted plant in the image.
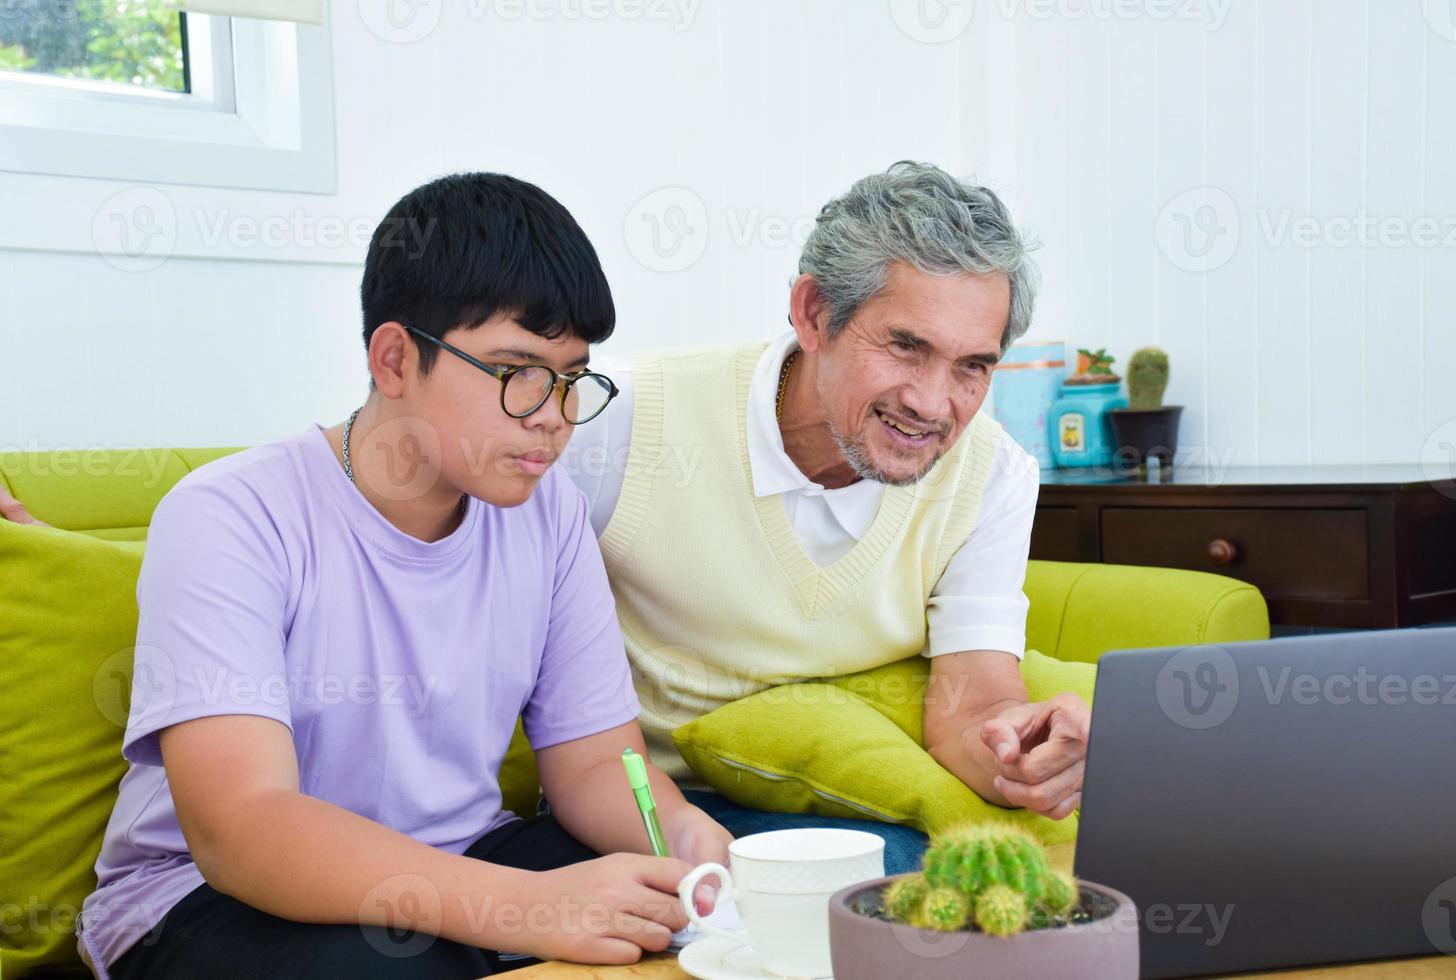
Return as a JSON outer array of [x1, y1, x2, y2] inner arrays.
[[1069, 347, 1120, 385], [1108, 346, 1184, 469], [828, 823, 1139, 980]]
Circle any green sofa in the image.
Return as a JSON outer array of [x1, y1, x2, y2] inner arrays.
[[0, 445, 1269, 977]]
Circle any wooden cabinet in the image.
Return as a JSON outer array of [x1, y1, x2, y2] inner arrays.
[[1032, 465, 1456, 629]]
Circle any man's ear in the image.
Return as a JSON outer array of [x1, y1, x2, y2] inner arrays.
[[367, 322, 415, 398], [787, 274, 833, 355]]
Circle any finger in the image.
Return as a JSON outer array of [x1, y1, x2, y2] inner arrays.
[[997, 730, 1087, 784], [0, 494, 39, 525], [636, 856, 696, 895], [979, 719, 1018, 764], [609, 910, 676, 953], [1046, 697, 1091, 743], [980, 714, 1031, 762], [994, 760, 1084, 815], [998, 702, 1089, 781], [1046, 791, 1082, 821], [693, 880, 718, 916], [980, 702, 1050, 763], [629, 888, 690, 933], [582, 935, 648, 965], [995, 760, 1082, 815], [1014, 704, 1065, 753]]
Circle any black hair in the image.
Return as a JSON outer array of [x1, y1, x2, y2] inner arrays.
[[360, 172, 615, 379]]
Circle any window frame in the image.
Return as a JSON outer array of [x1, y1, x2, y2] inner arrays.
[[0, 11, 335, 194]]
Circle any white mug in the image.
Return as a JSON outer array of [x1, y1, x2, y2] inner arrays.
[[677, 828, 885, 978]]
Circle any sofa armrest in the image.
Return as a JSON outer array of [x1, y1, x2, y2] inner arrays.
[[1024, 560, 1269, 664]]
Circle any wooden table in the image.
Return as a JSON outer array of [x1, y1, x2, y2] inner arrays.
[[510, 843, 1456, 979], [513, 955, 1456, 978], [1032, 464, 1456, 630]]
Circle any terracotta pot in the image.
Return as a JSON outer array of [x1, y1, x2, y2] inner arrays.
[[828, 873, 1139, 980]]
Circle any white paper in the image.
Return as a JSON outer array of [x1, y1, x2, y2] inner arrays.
[[670, 896, 744, 952]]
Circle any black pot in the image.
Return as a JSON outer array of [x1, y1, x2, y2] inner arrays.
[[1108, 406, 1183, 469]]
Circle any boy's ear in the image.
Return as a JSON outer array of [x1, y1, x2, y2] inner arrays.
[[368, 322, 415, 397]]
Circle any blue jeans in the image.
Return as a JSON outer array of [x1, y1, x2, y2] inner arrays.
[[682, 790, 928, 876]]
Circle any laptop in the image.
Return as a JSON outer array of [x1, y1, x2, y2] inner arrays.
[[1074, 626, 1456, 978]]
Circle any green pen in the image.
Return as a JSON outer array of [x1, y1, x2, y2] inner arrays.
[[622, 747, 669, 858]]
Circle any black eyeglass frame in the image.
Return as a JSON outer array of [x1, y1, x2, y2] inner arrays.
[[402, 324, 619, 425]]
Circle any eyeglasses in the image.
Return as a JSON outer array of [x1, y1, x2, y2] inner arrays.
[[403, 324, 619, 425]]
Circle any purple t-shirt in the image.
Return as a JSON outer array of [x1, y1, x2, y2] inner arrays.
[[77, 423, 640, 974]]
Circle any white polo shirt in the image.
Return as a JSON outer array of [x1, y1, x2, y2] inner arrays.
[[561, 332, 1041, 659]]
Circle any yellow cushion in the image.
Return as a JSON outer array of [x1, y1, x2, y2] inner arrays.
[[672, 650, 1095, 846], [0, 522, 144, 974]]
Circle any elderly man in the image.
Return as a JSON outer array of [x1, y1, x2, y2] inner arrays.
[[562, 161, 1090, 872]]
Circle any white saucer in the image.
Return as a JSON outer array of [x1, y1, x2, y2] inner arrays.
[[677, 934, 834, 980]]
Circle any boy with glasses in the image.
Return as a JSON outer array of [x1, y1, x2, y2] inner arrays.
[[72, 172, 732, 979]]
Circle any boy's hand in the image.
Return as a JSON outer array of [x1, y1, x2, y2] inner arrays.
[[517, 853, 693, 965], [664, 806, 734, 915]]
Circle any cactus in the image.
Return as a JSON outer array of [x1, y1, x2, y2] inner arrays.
[[1026, 870, 1079, 929], [883, 874, 929, 922], [974, 884, 1027, 937], [1041, 869, 1078, 915], [882, 823, 1080, 937], [1127, 346, 1170, 410], [912, 886, 972, 932]]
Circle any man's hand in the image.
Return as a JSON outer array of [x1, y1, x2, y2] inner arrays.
[[521, 853, 694, 965], [979, 692, 1090, 820], [663, 804, 733, 915], [0, 485, 47, 527]]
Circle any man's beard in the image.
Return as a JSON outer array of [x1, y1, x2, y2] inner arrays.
[[826, 416, 943, 487]]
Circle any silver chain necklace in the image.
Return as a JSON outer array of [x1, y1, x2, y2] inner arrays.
[[342, 407, 467, 519], [341, 407, 362, 483]]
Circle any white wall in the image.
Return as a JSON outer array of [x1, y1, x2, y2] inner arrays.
[[3, 0, 1452, 467], [0, 0, 962, 451], [966, 0, 1456, 466]]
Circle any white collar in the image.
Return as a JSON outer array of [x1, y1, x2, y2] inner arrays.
[[745, 332, 884, 535]]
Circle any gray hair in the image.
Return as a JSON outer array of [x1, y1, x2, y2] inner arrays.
[[797, 161, 1040, 353]]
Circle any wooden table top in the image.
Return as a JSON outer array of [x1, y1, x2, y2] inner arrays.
[[510, 843, 1456, 980], [513, 954, 1456, 978]]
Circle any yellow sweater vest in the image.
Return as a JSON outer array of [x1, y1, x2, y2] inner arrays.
[[598, 341, 1003, 782]]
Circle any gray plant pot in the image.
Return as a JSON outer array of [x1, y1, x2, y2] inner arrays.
[[828, 873, 1139, 980]]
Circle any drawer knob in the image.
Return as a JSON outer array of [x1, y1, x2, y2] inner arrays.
[[1208, 538, 1239, 565]]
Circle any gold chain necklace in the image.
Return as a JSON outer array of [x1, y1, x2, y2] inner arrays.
[[775, 350, 798, 424]]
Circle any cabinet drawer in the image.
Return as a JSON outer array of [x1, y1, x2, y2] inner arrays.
[[1031, 506, 1081, 562], [1101, 507, 1369, 600]]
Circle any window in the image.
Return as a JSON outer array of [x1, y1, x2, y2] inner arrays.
[[0, 1, 190, 94], [0, 1, 235, 111], [0, 1, 332, 193]]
